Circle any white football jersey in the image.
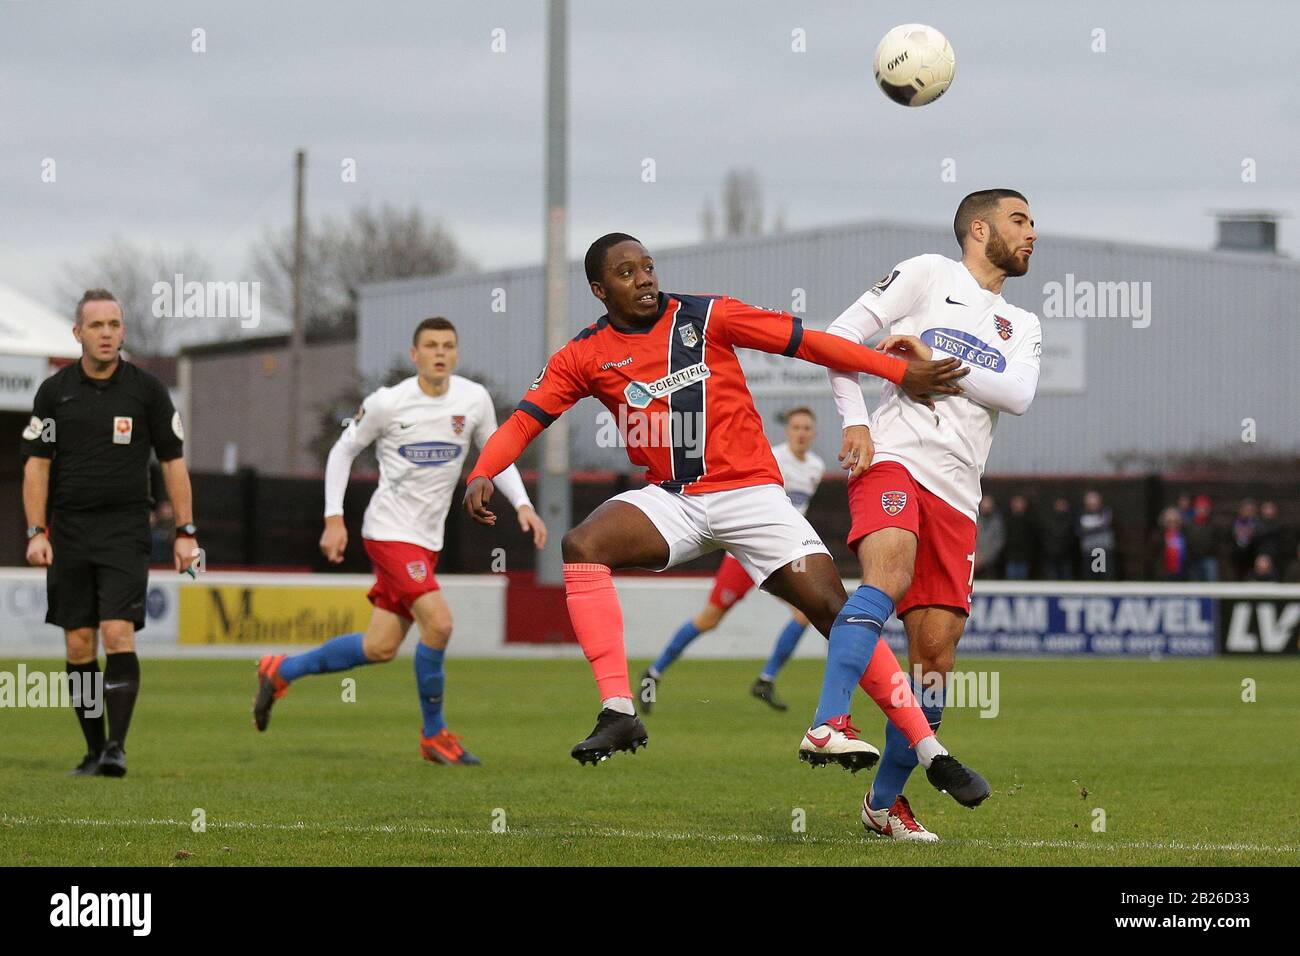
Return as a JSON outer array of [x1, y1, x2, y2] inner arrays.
[[827, 254, 1041, 521], [772, 442, 825, 516], [324, 375, 531, 552]]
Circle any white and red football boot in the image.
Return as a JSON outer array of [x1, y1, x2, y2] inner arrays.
[[798, 714, 880, 772], [861, 792, 939, 842]]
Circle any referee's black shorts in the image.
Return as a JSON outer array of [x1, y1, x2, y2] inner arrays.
[[46, 508, 151, 632]]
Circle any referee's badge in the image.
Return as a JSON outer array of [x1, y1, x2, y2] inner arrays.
[[113, 416, 133, 445], [172, 411, 185, 440]]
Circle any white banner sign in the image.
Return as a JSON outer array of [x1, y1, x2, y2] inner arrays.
[[0, 354, 48, 411]]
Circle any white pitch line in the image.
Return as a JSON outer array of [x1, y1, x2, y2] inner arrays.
[[2, 814, 1297, 855]]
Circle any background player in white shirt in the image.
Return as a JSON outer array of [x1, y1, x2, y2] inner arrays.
[[252, 317, 546, 766], [640, 407, 826, 712], [821, 188, 1041, 839]]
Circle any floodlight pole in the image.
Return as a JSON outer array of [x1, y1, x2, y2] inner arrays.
[[538, 0, 570, 584]]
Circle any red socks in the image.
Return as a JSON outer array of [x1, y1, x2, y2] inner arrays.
[[858, 639, 932, 746], [563, 563, 631, 700]]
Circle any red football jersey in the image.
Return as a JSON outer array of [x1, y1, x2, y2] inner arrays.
[[514, 292, 892, 495]]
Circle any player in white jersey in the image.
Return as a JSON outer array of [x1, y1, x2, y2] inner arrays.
[[252, 317, 547, 766], [814, 189, 1040, 839], [639, 408, 826, 712]]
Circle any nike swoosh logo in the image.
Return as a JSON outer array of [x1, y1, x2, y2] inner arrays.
[[103, 682, 129, 691], [806, 730, 832, 748], [396, 422, 415, 430], [845, 616, 884, 627], [945, 296, 965, 306]]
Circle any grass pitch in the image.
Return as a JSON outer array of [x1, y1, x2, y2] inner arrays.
[[2, 656, 1297, 866]]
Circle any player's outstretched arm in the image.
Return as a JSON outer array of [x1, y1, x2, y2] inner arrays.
[[880, 333, 1037, 415], [713, 298, 967, 408], [463, 410, 544, 525]]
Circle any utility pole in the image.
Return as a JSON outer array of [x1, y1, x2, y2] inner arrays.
[[287, 149, 306, 474], [538, 0, 570, 584]]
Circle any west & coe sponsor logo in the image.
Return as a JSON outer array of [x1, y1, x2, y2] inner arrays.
[[921, 328, 1006, 372]]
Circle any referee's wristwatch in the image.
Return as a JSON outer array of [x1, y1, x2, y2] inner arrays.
[[176, 523, 198, 538], [26, 525, 46, 540]]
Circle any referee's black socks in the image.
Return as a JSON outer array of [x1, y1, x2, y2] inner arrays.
[[103, 651, 141, 748], [66, 659, 106, 756]]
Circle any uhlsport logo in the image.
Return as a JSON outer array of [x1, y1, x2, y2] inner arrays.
[[623, 362, 711, 409], [921, 328, 1006, 372], [50, 886, 151, 936], [398, 441, 461, 466], [881, 491, 908, 516]]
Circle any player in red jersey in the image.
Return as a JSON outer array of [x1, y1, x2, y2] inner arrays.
[[462, 233, 988, 806]]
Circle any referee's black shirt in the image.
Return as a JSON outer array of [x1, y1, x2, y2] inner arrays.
[[21, 360, 184, 512]]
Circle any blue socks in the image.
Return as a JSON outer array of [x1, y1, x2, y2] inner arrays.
[[870, 674, 945, 810], [415, 643, 446, 737], [760, 618, 807, 681], [811, 585, 893, 727], [651, 620, 701, 675], [278, 632, 368, 682]]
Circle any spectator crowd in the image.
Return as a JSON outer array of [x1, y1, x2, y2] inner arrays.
[[973, 491, 1300, 583]]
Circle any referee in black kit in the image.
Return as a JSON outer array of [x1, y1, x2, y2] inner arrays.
[[21, 289, 200, 777]]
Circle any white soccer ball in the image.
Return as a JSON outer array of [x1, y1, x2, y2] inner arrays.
[[873, 23, 955, 107]]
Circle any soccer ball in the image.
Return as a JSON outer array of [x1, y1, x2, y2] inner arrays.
[[873, 23, 955, 107]]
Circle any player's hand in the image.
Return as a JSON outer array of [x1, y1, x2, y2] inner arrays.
[[175, 536, 201, 575], [899, 357, 968, 410], [517, 504, 547, 549], [877, 334, 933, 360], [463, 476, 497, 525], [26, 533, 52, 567], [319, 517, 348, 564], [838, 425, 875, 479]]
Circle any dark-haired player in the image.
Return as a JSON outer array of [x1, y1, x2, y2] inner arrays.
[[824, 189, 1040, 839], [253, 317, 547, 766], [640, 407, 824, 713], [463, 233, 988, 810]]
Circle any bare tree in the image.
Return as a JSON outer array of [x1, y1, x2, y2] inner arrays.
[[251, 203, 470, 338], [56, 238, 213, 355], [701, 197, 717, 241], [722, 167, 764, 237]]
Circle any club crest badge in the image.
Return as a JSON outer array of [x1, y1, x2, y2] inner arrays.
[[451, 415, 466, 435], [881, 491, 908, 516], [406, 561, 427, 583], [678, 323, 699, 348], [994, 315, 1013, 340]]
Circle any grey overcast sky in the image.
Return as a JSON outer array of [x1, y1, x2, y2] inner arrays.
[[2, 0, 1296, 314]]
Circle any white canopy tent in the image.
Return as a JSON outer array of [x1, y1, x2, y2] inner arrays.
[[0, 283, 79, 412], [0, 283, 80, 359]]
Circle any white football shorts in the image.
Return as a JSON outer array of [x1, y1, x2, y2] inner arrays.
[[609, 482, 830, 587]]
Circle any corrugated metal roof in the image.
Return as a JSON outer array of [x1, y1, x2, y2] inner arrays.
[[358, 220, 1300, 474]]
